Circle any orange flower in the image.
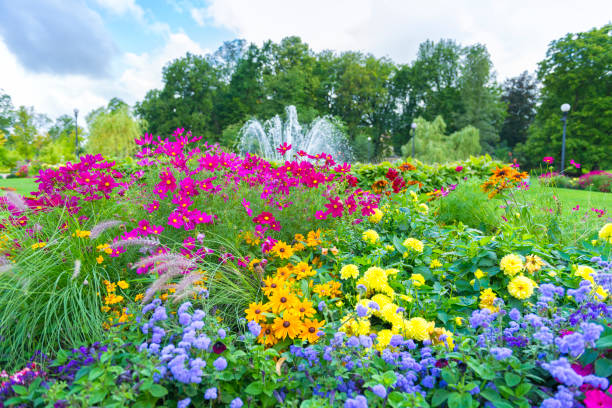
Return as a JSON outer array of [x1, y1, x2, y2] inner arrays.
[[293, 299, 316, 319], [269, 287, 299, 314], [258, 323, 277, 345], [295, 262, 315, 280], [272, 311, 304, 340], [301, 319, 325, 343], [262, 276, 285, 297], [272, 241, 294, 259], [399, 162, 416, 171], [276, 265, 294, 280], [245, 302, 269, 323], [306, 230, 322, 247]]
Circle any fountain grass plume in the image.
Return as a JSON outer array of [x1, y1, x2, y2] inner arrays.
[[142, 267, 186, 304], [90, 220, 122, 239], [109, 237, 160, 250], [5, 192, 28, 213]]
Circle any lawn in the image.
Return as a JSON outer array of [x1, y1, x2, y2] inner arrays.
[[523, 184, 611, 215], [0, 177, 38, 196]]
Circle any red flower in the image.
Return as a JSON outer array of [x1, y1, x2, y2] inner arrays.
[[455, 166, 463, 172], [385, 168, 399, 181], [253, 212, 275, 225]]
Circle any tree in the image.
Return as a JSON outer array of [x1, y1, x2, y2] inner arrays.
[[456, 44, 506, 153], [87, 99, 141, 158], [135, 53, 221, 139], [7, 106, 49, 160], [516, 24, 612, 170], [499, 71, 538, 149], [400, 116, 481, 163], [0, 90, 15, 135]]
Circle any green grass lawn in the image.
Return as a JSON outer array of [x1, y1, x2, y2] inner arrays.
[[522, 184, 611, 216], [0, 178, 38, 196]]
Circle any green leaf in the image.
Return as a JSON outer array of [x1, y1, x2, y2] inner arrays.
[[245, 381, 263, 395], [595, 359, 612, 378], [89, 389, 107, 404], [431, 389, 450, 407], [10, 385, 27, 395], [505, 372, 521, 387], [580, 349, 599, 365], [596, 335, 612, 349], [441, 369, 458, 385], [515, 383, 532, 397], [88, 367, 104, 381], [149, 384, 168, 398], [447, 393, 465, 408], [481, 389, 515, 408]]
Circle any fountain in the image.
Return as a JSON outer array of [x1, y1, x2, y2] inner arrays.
[[237, 106, 353, 162]]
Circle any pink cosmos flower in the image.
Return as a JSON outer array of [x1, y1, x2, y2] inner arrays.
[[543, 157, 554, 164], [455, 166, 463, 172], [315, 210, 329, 220], [570, 159, 581, 168], [276, 143, 292, 155], [242, 199, 253, 216], [325, 197, 344, 218], [584, 387, 612, 408]]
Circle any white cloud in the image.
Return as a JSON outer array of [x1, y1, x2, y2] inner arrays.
[[94, 0, 145, 21], [0, 31, 208, 123], [204, 0, 612, 80], [190, 8, 206, 26]]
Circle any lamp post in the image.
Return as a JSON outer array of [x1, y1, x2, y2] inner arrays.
[[411, 122, 417, 159], [560, 103, 570, 173], [74, 109, 79, 158]]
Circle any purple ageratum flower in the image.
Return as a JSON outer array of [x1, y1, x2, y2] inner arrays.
[[178, 302, 192, 315], [178, 313, 191, 326], [356, 284, 367, 294], [469, 386, 480, 395], [534, 327, 554, 345], [318, 301, 327, 312], [344, 395, 368, 408], [151, 306, 168, 322], [390, 335, 404, 347], [247, 320, 262, 337], [421, 375, 435, 388], [356, 304, 368, 317], [555, 333, 585, 357], [217, 328, 227, 339], [204, 387, 218, 400], [595, 273, 612, 292], [230, 398, 244, 408], [490, 347, 512, 361], [567, 280, 593, 303], [580, 322, 604, 344], [368, 301, 380, 311], [177, 398, 191, 408], [371, 384, 387, 398], [213, 357, 227, 371], [508, 308, 521, 321], [359, 335, 373, 349], [347, 336, 360, 348], [542, 358, 583, 387]]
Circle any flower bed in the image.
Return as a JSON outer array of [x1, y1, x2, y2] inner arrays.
[[0, 131, 610, 407]]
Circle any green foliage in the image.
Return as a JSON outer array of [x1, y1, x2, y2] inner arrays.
[[500, 71, 538, 148], [433, 179, 500, 233], [517, 24, 612, 170], [400, 116, 482, 163], [0, 90, 15, 134], [87, 100, 141, 158]]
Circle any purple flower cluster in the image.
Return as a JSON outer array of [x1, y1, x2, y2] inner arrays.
[[50, 342, 108, 384], [490, 347, 512, 360]]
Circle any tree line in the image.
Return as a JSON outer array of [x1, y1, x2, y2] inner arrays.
[[0, 24, 610, 170]]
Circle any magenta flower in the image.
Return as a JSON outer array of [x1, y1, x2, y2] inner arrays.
[[543, 157, 554, 164], [315, 210, 329, 220], [276, 143, 292, 155], [570, 159, 581, 168], [324, 197, 344, 218], [167, 211, 184, 229], [455, 166, 463, 172], [242, 199, 253, 216]]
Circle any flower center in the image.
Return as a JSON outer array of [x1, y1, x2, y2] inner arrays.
[[309, 327, 316, 333], [280, 297, 287, 303], [283, 321, 290, 328]]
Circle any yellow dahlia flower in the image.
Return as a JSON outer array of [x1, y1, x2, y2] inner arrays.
[[369, 208, 384, 223], [410, 273, 425, 287], [362, 229, 380, 244], [599, 223, 612, 244], [507, 275, 536, 300], [525, 255, 544, 273], [403, 238, 424, 253], [363, 266, 388, 292], [376, 329, 394, 351], [429, 259, 442, 269], [474, 269, 485, 279], [479, 288, 498, 313], [500, 254, 523, 276], [405, 317, 433, 341], [340, 264, 359, 280]]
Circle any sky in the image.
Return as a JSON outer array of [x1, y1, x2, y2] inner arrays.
[[0, 0, 611, 123]]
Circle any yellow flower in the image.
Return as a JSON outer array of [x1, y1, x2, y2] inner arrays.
[[340, 264, 360, 280], [469, 279, 475, 286], [474, 269, 485, 279], [117, 280, 129, 289], [405, 317, 433, 341], [362, 266, 388, 292], [362, 229, 380, 245], [371, 294, 393, 313], [96, 255, 104, 264], [386, 268, 399, 276], [479, 288, 498, 312], [455, 317, 463, 326], [575, 265, 595, 284], [500, 254, 523, 276], [508, 275, 536, 300], [272, 241, 294, 259], [31, 242, 46, 250], [134, 293, 144, 302], [592, 240, 598, 246], [400, 294, 413, 303], [403, 238, 424, 253], [417, 203, 429, 214], [429, 259, 442, 269], [598, 223, 612, 244], [369, 208, 384, 223], [385, 244, 395, 252], [594, 286, 608, 300], [548, 271, 557, 277], [376, 329, 394, 351], [525, 255, 544, 273], [409, 191, 418, 202], [410, 273, 425, 287]]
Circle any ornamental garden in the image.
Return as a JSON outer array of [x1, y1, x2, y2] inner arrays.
[[0, 130, 610, 408]]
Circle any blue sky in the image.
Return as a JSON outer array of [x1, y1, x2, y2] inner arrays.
[[0, 0, 610, 122]]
